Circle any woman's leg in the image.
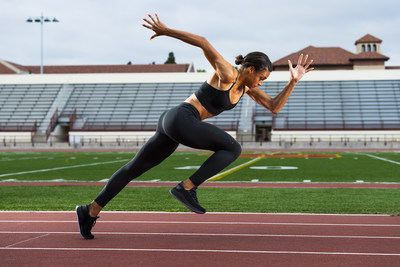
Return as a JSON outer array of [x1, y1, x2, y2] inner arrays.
[[163, 103, 241, 214], [162, 103, 242, 187], [77, 111, 179, 239], [181, 123, 241, 186], [93, 131, 179, 210]]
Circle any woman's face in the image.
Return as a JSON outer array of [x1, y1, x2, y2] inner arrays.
[[244, 67, 270, 88]]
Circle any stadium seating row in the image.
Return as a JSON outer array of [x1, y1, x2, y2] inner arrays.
[[0, 78, 399, 142], [254, 80, 400, 130]]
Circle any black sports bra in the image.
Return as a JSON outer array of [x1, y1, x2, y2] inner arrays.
[[194, 75, 245, 116]]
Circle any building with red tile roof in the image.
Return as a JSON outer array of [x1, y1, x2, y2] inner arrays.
[[0, 60, 195, 75], [355, 34, 382, 44], [273, 34, 392, 71]]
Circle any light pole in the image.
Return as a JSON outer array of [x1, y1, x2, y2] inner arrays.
[[26, 14, 59, 74]]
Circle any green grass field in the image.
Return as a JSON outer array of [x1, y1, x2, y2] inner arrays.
[[0, 151, 399, 214], [0, 151, 399, 183]]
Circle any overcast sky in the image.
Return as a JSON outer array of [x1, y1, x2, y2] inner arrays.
[[1, 0, 399, 72]]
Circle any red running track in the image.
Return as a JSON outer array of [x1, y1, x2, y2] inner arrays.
[[1, 212, 400, 266]]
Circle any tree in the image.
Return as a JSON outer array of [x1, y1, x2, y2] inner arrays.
[[164, 52, 176, 64]]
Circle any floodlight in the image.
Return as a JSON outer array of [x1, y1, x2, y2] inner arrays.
[[26, 14, 59, 74]]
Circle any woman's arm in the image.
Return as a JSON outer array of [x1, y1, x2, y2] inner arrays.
[[247, 54, 313, 114], [142, 13, 235, 83]]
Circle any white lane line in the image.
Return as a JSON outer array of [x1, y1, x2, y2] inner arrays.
[[0, 210, 394, 216], [0, 159, 128, 178], [5, 233, 49, 248], [0, 220, 399, 227], [364, 153, 400, 166], [1, 231, 400, 239], [1, 247, 400, 256]]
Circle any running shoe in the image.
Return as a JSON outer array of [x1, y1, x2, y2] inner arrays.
[[170, 182, 206, 214], [76, 204, 99, 239]]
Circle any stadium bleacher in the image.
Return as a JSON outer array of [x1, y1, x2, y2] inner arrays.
[[61, 82, 242, 131], [0, 83, 61, 131], [254, 79, 400, 130], [0, 70, 399, 147]]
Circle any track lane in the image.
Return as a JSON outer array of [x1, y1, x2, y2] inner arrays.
[[1, 212, 400, 266]]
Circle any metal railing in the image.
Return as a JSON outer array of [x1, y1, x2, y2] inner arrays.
[[272, 116, 400, 130], [46, 109, 59, 140], [70, 120, 239, 132]]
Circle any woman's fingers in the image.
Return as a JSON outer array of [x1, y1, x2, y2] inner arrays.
[[305, 67, 314, 73], [142, 13, 164, 40], [302, 54, 309, 66], [155, 13, 160, 22], [297, 54, 303, 66], [148, 13, 157, 24], [142, 20, 150, 26], [295, 54, 313, 70], [304, 59, 313, 69], [288, 59, 293, 69], [142, 18, 153, 27]]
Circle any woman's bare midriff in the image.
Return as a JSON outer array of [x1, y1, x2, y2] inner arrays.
[[184, 94, 214, 120]]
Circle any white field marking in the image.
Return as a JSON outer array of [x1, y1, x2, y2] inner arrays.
[[207, 157, 263, 181], [1, 231, 400, 240], [0, 156, 52, 162], [364, 153, 400, 166], [1, 179, 97, 183], [250, 166, 298, 170], [174, 166, 200, 170], [0, 220, 399, 227], [1, 247, 400, 256], [0, 210, 395, 217], [2, 179, 400, 185], [0, 159, 129, 178], [5, 233, 49, 248]]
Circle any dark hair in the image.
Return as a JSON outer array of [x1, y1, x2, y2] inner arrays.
[[235, 52, 272, 72]]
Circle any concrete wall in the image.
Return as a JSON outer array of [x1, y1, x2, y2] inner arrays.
[[68, 131, 237, 145], [271, 130, 400, 142], [0, 132, 32, 143]]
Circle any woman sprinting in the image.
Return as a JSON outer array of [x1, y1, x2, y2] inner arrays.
[[76, 13, 313, 239]]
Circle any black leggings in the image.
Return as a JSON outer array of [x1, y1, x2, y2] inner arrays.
[[94, 103, 242, 207]]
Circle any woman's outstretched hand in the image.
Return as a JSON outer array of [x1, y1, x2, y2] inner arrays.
[[142, 13, 168, 40], [288, 54, 314, 82]]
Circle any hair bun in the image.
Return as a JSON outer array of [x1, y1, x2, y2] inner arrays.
[[235, 55, 244, 65]]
